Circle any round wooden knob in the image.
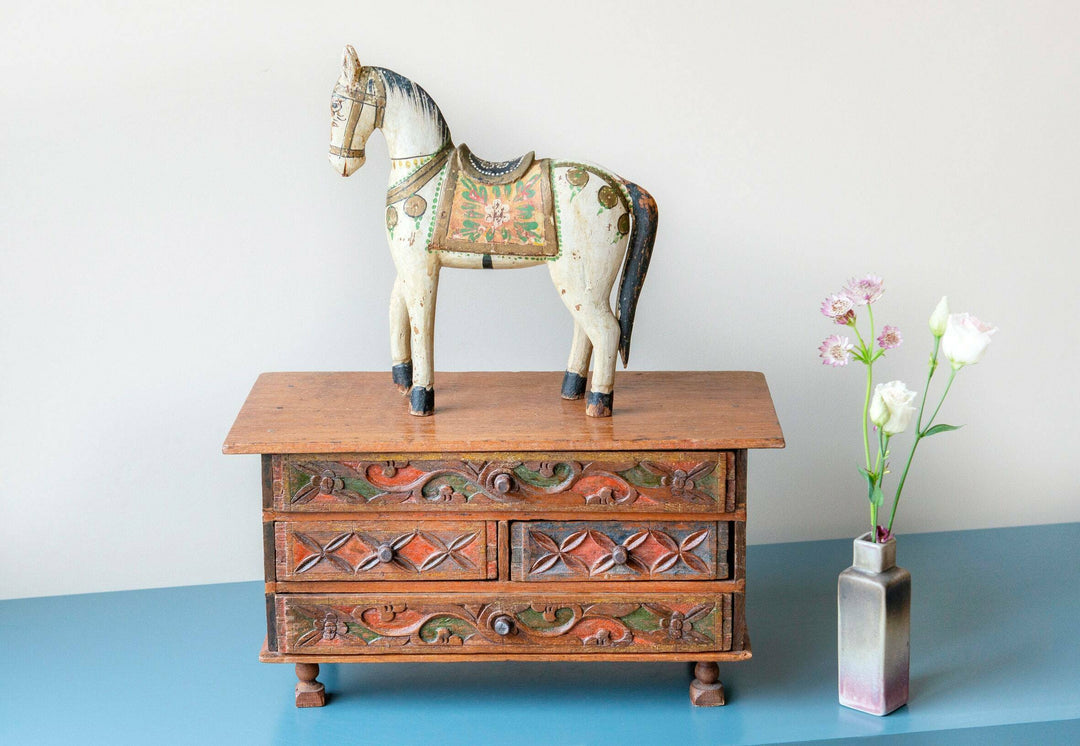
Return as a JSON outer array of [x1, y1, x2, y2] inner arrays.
[[492, 473, 514, 494], [492, 614, 515, 636], [611, 545, 629, 565], [375, 544, 395, 563]]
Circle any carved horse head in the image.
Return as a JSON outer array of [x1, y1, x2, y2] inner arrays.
[[328, 45, 385, 177]]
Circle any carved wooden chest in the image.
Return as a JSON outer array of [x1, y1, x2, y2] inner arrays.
[[223, 371, 784, 706]]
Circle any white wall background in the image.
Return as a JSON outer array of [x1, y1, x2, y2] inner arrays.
[[2, 1, 1077, 600]]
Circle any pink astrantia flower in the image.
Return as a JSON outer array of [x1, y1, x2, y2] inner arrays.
[[820, 294, 854, 319], [819, 335, 854, 367], [877, 325, 902, 350], [834, 309, 856, 326], [843, 274, 884, 306]]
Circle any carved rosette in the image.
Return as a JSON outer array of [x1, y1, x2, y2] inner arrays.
[[280, 595, 728, 653], [275, 454, 724, 512]]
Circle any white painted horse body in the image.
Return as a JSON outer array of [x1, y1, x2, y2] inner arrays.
[[329, 46, 656, 417]]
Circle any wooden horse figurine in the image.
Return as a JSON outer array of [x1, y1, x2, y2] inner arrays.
[[328, 45, 657, 417]]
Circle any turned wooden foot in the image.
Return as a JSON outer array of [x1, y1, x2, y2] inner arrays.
[[295, 663, 326, 707], [689, 661, 725, 707]]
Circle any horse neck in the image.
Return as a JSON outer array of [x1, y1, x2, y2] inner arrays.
[[375, 68, 452, 160]]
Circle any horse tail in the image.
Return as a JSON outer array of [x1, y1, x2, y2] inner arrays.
[[616, 181, 658, 367]]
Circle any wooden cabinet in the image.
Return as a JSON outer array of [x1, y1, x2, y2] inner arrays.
[[224, 371, 783, 707]]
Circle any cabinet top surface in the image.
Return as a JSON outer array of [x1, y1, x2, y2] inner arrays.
[[222, 371, 785, 454]]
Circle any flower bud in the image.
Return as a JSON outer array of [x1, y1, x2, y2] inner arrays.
[[929, 296, 949, 337]]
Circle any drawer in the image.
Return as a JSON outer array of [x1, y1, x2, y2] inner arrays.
[[271, 452, 731, 513], [511, 521, 730, 582], [274, 520, 494, 581], [274, 593, 733, 654]]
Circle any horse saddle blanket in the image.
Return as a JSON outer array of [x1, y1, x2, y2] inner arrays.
[[431, 144, 558, 258]]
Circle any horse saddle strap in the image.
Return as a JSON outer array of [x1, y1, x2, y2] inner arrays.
[[457, 144, 535, 185]]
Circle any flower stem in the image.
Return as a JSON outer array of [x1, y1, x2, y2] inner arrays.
[[886, 366, 958, 534], [863, 305, 876, 539], [915, 338, 941, 434], [925, 367, 958, 431]]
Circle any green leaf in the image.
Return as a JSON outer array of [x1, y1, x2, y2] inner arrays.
[[857, 466, 883, 507], [869, 482, 884, 507], [923, 423, 963, 437]]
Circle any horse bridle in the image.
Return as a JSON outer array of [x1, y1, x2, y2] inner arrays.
[[330, 69, 386, 160]]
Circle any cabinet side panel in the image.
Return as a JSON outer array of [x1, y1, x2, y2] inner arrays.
[[732, 591, 746, 651], [735, 449, 747, 510], [263, 522, 277, 582], [266, 593, 279, 652], [261, 454, 274, 510]]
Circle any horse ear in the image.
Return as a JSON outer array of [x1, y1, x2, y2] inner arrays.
[[341, 44, 362, 84]]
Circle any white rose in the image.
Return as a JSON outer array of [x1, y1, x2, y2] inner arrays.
[[869, 380, 918, 435], [942, 313, 998, 368], [928, 296, 949, 337]]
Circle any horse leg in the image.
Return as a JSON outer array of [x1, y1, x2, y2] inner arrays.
[[561, 322, 592, 400], [389, 275, 411, 394], [404, 273, 438, 416], [579, 308, 620, 417]]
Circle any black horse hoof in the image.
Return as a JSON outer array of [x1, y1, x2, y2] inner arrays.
[[585, 391, 613, 417], [561, 370, 588, 400], [392, 361, 413, 395], [409, 386, 434, 416]]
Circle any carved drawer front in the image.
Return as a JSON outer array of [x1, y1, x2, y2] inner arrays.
[[511, 521, 730, 582], [272, 452, 730, 513], [275, 593, 733, 654], [275, 521, 493, 581]]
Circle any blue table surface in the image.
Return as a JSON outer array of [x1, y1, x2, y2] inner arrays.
[[2, 523, 1078, 745]]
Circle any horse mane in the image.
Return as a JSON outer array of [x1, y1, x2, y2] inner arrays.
[[374, 67, 451, 144]]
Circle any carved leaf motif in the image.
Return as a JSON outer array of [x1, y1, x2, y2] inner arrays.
[[391, 532, 417, 550], [295, 628, 321, 647], [294, 554, 324, 574], [419, 553, 449, 572], [681, 552, 710, 574], [644, 603, 673, 618], [448, 531, 480, 552], [530, 554, 561, 574], [562, 554, 589, 574], [324, 533, 353, 552], [626, 556, 649, 575], [328, 554, 354, 573], [623, 531, 650, 550], [651, 554, 679, 574], [291, 483, 318, 504], [587, 530, 616, 551], [560, 531, 588, 552], [591, 557, 615, 575], [680, 529, 709, 552], [530, 531, 560, 553], [293, 532, 323, 555], [392, 555, 419, 573], [651, 531, 679, 553], [684, 604, 712, 623], [685, 462, 716, 481], [356, 554, 381, 571]]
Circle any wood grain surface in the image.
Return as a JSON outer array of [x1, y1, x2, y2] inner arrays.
[[222, 371, 785, 454]]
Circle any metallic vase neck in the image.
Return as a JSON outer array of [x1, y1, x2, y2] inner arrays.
[[853, 533, 897, 573]]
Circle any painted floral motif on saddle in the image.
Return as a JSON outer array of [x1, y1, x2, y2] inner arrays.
[[432, 145, 558, 258]]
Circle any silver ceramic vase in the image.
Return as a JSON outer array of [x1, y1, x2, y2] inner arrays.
[[837, 532, 911, 715]]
